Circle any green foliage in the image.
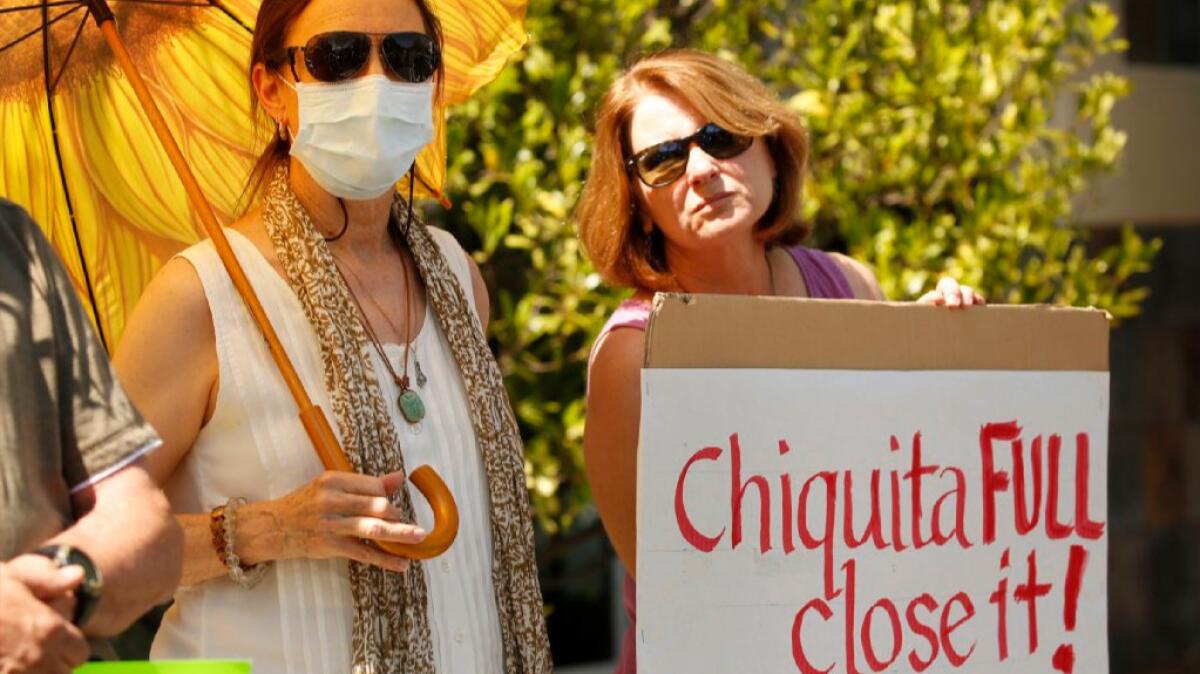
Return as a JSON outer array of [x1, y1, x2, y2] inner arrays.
[[434, 0, 1159, 534]]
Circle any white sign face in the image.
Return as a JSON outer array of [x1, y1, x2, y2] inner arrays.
[[637, 369, 1108, 674]]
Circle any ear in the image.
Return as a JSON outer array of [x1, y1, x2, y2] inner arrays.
[[252, 62, 294, 131]]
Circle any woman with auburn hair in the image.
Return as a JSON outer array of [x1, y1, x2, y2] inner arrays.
[[113, 0, 552, 672], [576, 49, 983, 673]]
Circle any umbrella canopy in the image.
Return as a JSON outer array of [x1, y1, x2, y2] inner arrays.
[[0, 0, 527, 346]]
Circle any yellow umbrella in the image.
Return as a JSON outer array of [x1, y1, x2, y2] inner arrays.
[[0, 0, 528, 559], [0, 0, 527, 346]]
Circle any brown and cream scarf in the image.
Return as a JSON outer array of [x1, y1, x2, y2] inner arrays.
[[261, 167, 552, 673]]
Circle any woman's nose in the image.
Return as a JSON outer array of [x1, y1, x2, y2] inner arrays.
[[364, 46, 388, 77], [686, 144, 720, 188]]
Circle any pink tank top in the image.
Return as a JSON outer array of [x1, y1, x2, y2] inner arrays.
[[593, 246, 856, 674]]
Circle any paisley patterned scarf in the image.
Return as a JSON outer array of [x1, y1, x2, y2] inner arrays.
[[260, 167, 552, 673]]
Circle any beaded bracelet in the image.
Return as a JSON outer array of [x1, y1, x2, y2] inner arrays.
[[209, 497, 269, 589]]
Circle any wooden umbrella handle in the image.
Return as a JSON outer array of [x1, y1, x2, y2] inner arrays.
[[383, 466, 460, 560], [300, 408, 459, 560], [88, 1, 459, 562]]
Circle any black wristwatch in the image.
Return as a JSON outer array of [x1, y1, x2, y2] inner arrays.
[[34, 544, 103, 628]]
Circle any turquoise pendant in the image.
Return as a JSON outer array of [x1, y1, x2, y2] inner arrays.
[[398, 389, 426, 424]]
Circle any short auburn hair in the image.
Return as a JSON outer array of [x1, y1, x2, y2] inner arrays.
[[576, 49, 811, 292]]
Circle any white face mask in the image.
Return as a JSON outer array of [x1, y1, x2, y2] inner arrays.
[[281, 74, 435, 200]]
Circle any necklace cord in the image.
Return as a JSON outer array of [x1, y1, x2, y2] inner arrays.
[[323, 198, 350, 242], [328, 172, 419, 389], [332, 223, 417, 394]]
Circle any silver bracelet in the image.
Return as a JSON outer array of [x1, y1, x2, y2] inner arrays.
[[221, 497, 269, 589]]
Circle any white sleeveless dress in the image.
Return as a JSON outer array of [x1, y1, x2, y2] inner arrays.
[[150, 229, 504, 674]]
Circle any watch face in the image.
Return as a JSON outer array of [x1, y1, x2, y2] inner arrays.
[[35, 545, 103, 627], [65, 547, 103, 595]]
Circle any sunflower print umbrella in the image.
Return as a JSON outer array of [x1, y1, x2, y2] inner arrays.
[[0, 0, 527, 346]]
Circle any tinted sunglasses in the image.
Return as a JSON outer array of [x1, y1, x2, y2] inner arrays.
[[625, 123, 754, 188], [285, 31, 441, 84]]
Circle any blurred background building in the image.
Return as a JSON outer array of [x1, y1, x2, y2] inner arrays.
[[1090, 1, 1200, 672]]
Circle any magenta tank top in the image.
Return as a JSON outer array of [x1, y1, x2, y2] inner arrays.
[[594, 246, 856, 674]]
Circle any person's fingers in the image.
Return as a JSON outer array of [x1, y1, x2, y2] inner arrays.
[[916, 290, 943, 305], [380, 470, 407, 496], [54, 620, 89, 667], [316, 471, 387, 497], [44, 656, 73, 674], [6, 555, 83, 599], [45, 594, 76, 621], [948, 289, 963, 306], [332, 537, 411, 573], [936, 278, 964, 307], [329, 517, 427, 544], [961, 285, 987, 306], [30, 608, 87, 671], [335, 493, 407, 521]]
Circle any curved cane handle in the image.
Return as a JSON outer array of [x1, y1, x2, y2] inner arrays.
[[300, 406, 459, 560], [376, 465, 460, 560]]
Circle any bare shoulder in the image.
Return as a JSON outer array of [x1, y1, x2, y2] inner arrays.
[[463, 253, 490, 329], [132, 256, 212, 334], [588, 327, 646, 395], [828, 252, 886, 301], [116, 255, 215, 375], [141, 209, 260, 328]]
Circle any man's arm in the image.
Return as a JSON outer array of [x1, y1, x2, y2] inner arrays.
[[20, 202, 183, 636], [4, 460, 181, 638], [49, 460, 182, 636]]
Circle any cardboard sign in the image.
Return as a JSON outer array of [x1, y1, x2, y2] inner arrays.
[[637, 295, 1109, 674]]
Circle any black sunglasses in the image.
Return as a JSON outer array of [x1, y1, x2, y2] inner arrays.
[[285, 31, 441, 84], [625, 123, 754, 188]]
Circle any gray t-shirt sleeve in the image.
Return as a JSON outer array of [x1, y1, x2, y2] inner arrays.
[[23, 206, 162, 490]]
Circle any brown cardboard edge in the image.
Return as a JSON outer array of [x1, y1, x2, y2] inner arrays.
[[644, 293, 1110, 371]]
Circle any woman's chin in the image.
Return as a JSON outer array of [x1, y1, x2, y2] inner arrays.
[[682, 212, 759, 245]]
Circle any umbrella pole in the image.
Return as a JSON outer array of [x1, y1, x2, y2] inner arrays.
[[83, 4, 349, 474]]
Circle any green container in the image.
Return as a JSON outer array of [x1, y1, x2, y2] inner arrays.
[[76, 662, 250, 673]]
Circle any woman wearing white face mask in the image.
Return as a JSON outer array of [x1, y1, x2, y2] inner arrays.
[[113, 1, 552, 672]]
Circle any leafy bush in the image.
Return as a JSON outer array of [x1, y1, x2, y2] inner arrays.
[[435, 0, 1159, 534]]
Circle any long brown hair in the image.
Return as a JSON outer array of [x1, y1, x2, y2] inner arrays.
[[575, 49, 811, 292], [240, 0, 445, 209]]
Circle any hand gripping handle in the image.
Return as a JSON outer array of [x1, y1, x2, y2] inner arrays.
[[301, 406, 459, 559]]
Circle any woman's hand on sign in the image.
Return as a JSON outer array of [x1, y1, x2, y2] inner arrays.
[[245, 470, 427, 573], [917, 277, 986, 308]]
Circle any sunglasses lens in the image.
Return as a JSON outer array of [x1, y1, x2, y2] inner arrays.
[[698, 123, 753, 158], [637, 142, 688, 186], [305, 32, 371, 82], [382, 33, 440, 83]]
